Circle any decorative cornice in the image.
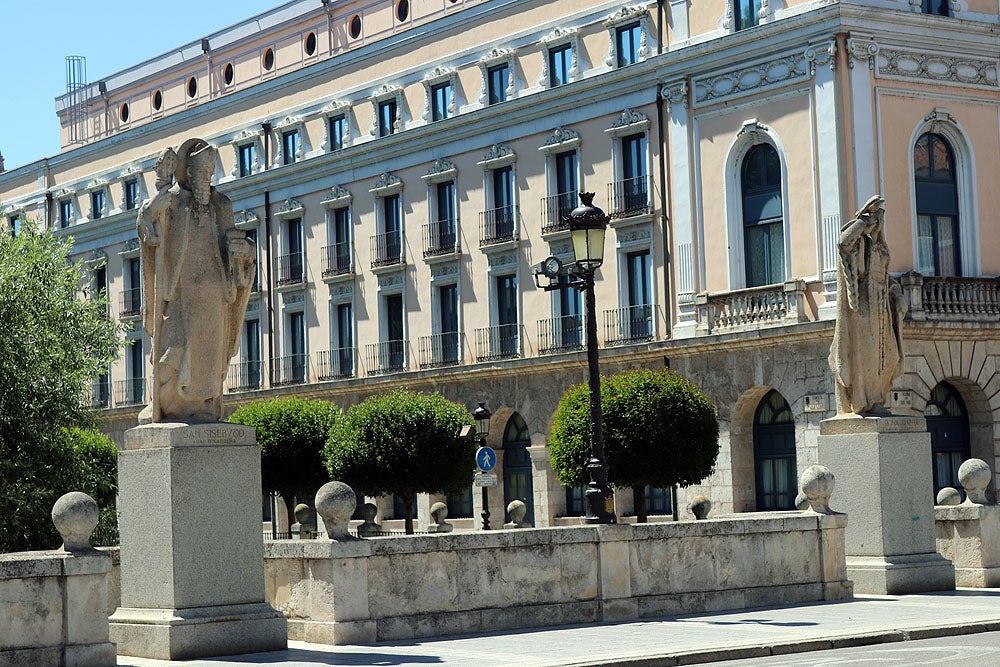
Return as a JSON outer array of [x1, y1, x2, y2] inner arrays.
[[233, 209, 260, 227], [604, 5, 648, 26], [423, 65, 456, 82], [322, 185, 353, 207], [370, 83, 401, 100], [539, 126, 581, 153], [119, 238, 140, 256], [846, 35, 879, 70], [431, 262, 460, 278], [541, 26, 578, 44], [479, 47, 514, 65], [378, 273, 405, 288], [693, 51, 811, 106], [320, 100, 350, 115], [275, 197, 304, 218], [478, 143, 517, 168], [488, 252, 517, 268], [422, 158, 458, 183], [661, 80, 688, 108], [86, 178, 109, 191], [273, 115, 304, 130], [331, 283, 354, 297], [606, 108, 650, 137], [234, 127, 259, 142]]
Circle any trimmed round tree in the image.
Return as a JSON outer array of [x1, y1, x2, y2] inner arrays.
[[324, 389, 475, 534], [229, 398, 341, 530], [549, 368, 720, 522]]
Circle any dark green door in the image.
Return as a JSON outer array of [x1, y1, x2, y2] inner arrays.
[[753, 390, 797, 510], [502, 413, 534, 525]]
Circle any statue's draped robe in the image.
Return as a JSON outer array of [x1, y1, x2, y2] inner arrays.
[[140, 187, 250, 422], [828, 222, 903, 414]]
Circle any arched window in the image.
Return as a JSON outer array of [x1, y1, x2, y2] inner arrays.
[[925, 381, 970, 498], [753, 389, 796, 510], [502, 412, 534, 525], [741, 143, 784, 287], [914, 132, 960, 276]]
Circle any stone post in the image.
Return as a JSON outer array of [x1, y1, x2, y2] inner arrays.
[[899, 271, 925, 321], [109, 423, 287, 660], [817, 416, 955, 594]]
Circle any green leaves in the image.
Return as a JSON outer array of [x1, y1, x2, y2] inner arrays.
[[549, 368, 720, 491]]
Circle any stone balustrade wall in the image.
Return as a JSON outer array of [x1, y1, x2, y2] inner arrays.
[[262, 513, 851, 645], [935, 504, 1000, 587]]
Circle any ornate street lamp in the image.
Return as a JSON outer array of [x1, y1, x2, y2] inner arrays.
[[472, 401, 493, 530], [566, 192, 616, 524]]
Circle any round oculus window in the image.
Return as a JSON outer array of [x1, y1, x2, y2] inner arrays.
[[152, 90, 163, 111], [119, 102, 129, 123], [305, 32, 317, 56], [349, 15, 362, 39], [223, 62, 234, 85], [187, 76, 197, 98], [263, 48, 275, 71], [396, 0, 409, 23]]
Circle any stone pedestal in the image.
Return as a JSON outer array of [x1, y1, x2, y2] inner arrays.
[[817, 415, 955, 594], [109, 423, 287, 660]]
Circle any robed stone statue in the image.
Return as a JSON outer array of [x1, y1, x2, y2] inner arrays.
[[136, 138, 256, 423], [828, 195, 906, 415]]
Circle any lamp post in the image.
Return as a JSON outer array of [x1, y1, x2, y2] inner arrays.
[[567, 192, 616, 524], [472, 401, 493, 530]]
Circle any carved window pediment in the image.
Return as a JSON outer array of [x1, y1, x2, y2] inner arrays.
[[478, 47, 517, 105], [369, 84, 404, 136], [605, 108, 650, 137], [478, 143, 517, 168], [539, 126, 581, 154], [233, 209, 260, 229], [538, 27, 581, 89], [422, 158, 458, 184], [421, 66, 459, 122], [274, 197, 305, 220], [272, 116, 309, 166], [231, 127, 265, 178], [322, 185, 353, 208], [604, 6, 653, 68], [370, 172, 403, 196], [320, 100, 352, 151]]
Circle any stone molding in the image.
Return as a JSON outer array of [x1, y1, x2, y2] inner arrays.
[[421, 66, 459, 122], [271, 115, 309, 166], [370, 172, 403, 196], [320, 100, 352, 152], [477, 47, 517, 105], [421, 158, 458, 184], [539, 126, 581, 154], [537, 27, 580, 89], [605, 108, 650, 137], [368, 84, 404, 136], [274, 197, 304, 220], [321, 185, 353, 208], [603, 5, 652, 68], [478, 143, 517, 168]]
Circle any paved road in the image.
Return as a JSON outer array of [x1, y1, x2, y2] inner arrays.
[[117, 590, 1000, 667], [705, 630, 1000, 665]]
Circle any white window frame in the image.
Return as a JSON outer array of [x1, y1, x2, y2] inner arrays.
[[86, 179, 110, 221], [539, 126, 582, 200], [477, 47, 517, 106], [723, 119, 791, 290], [907, 107, 980, 277], [605, 108, 653, 221], [321, 101, 352, 152], [231, 128, 264, 178], [369, 84, 404, 136], [603, 6, 653, 69], [272, 116, 309, 167], [478, 144, 520, 244], [486, 253, 521, 356], [538, 27, 581, 89], [118, 166, 146, 213], [56, 190, 76, 227], [422, 66, 459, 123]]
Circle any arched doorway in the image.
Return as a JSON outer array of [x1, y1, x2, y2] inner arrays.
[[753, 389, 796, 510], [925, 381, 971, 498], [502, 412, 534, 525]]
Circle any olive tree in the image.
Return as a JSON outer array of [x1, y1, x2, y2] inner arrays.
[[0, 225, 123, 551], [324, 389, 474, 534], [229, 397, 341, 530], [549, 368, 719, 522]]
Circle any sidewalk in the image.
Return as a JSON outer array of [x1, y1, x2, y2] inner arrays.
[[116, 589, 1000, 667]]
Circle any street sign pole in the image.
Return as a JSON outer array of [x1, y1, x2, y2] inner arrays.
[[476, 445, 497, 530]]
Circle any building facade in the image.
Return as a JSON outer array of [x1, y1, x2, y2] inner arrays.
[[2, 0, 999, 530]]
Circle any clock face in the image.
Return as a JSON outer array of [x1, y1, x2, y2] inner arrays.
[[543, 256, 561, 278]]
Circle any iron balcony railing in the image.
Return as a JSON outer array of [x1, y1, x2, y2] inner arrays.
[[608, 176, 651, 218], [276, 252, 305, 286], [475, 324, 519, 361], [321, 242, 352, 277], [541, 192, 576, 234], [271, 354, 309, 386], [366, 340, 406, 375], [317, 348, 355, 380], [418, 332, 462, 368], [120, 287, 141, 317], [226, 360, 264, 392], [83, 377, 110, 409], [114, 377, 147, 406], [422, 220, 460, 257], [479, 206, 516, 246], [371, 231, 403, 268], [604, 304, 655, 346], [537, 315, 584, 354]]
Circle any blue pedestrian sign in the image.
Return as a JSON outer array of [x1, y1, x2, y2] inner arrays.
[[476, 446, 497, 472]]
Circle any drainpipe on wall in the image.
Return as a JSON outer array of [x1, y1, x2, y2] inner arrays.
[[262, 121, 275, 387], [656, 87, 673, 338]]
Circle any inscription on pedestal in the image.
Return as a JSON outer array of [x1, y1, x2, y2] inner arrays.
[[124, 423, 255, 450]]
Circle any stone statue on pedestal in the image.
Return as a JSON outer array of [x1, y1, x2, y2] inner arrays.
[[828, 195, 905, 415], [136, 138, 256, 423]]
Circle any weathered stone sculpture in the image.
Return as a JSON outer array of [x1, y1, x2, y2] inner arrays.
[[828, 195, 905, 415], [136, 138, 256, 423]]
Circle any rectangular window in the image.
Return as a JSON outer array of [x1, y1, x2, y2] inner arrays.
[[378, 99, 397, 137], [128, 338, 145, 404], [124, 257, 142, 315], [384, 194, 401, 261], [558, 274, 582, 349], [124, 179, 139, 210], [439, 283, 459, 364], [245, 228, 260, 291], [244, 319, 261, 388], [239, 143, 256, 177], [282, 130, 299, 165], [735, 0, 762, 31], [8, 216, 20, 237], [620, 133, 648, 213], [328, 115, 346, 151], [91, 190, 105, 219], [435, 181, 456, 252], [487, 63, 509, 105], [288, 311, 306, 383], [492, 166, 514, 237], [616, 23, 641, 67], [921, 0, 950, 15], [336, 302, 354, 376], [554, 151, 578, 220], [431, 81, 451, 122], [59, 200, 73, 228], [279, 218, 303, 285], [626, 250, 652, 339], [333, 207, 351, 273], [385, 294, 404, 370], [92, 265, 107, 298], [496, 274, 518, 357], [548, 43, 572, 87]]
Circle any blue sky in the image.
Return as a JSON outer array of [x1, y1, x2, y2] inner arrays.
[[0, 1, 281, 171]]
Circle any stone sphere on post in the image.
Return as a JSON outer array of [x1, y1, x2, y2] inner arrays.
[[315, 481, 357, 540], [799, 465, 837, 515], [51, 491, 100, 553], [688, 495, 712, 520], [936, 487, 961, 506], [958, 458, 992, 505]]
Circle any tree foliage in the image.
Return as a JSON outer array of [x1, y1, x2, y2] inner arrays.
[[0, 227, 123, 552], [324, 389, 474, 534], [229, 397, 340, 529], [549, 368, 720, 522]]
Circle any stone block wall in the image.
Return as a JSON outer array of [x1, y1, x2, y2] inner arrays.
[[263, 512, 851, 645], [935, 504, 1000, 587]]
